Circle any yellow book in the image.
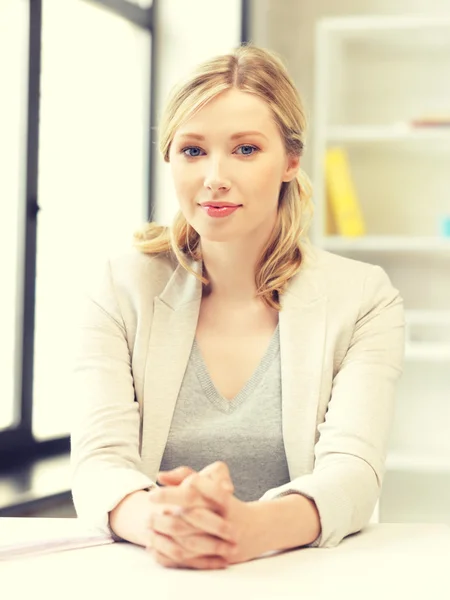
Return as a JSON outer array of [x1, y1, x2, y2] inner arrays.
[[325, 147, 365, 237]]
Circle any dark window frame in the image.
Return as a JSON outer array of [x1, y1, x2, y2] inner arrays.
[[0, 0, 248, 471]]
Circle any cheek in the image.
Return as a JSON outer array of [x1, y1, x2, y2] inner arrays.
[[174, 155, 204, 175], [250, 161, 284, 200], [170, 163, 195, 196]]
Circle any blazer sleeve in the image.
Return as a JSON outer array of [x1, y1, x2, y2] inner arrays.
[[70, 257, 156, 535], [259, 264, 406, 548]]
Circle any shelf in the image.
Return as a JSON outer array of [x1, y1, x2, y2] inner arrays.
[[326, 124, 450, 144], [386, 453, 450, 473], [405, 343, 450, 362], [320, 236, 450, 253], [405, 310, 450, 325], [320, 15, 450, 34], [315, 16, 450, 524]]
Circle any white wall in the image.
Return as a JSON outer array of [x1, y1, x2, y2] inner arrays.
[[153, 0, 242, 224]]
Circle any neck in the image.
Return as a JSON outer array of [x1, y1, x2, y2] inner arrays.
[[200, 234, 269, 305]]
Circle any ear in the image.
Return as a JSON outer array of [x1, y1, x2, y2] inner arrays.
[[282, 154, 300, 182]]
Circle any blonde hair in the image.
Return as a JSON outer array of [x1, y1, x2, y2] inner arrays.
[[133, 44, 314, 310]]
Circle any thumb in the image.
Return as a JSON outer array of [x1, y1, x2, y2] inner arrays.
[[199, 461, 234, 492]]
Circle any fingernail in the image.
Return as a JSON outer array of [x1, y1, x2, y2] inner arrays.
[[162, 506, 179, 516], [222, 482, 233, 491]]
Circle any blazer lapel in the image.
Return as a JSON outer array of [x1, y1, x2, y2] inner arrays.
[[139, 244, 327, 482], [279, 243, 327, 479], [140, 261, 202, 478]]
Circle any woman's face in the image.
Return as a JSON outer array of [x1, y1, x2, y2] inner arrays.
[[169, 88, 299, 243]]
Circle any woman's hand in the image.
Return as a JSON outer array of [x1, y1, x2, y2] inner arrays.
[[147, 463, 237, 570], [151, 462, 267, 568]]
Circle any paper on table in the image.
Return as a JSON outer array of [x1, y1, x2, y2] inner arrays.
[[0, 528, 114, 561]]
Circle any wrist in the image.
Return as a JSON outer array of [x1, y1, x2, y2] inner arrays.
[[249, 494, 321, 554], [244, 500, 277, 557], [109, 488, 155, 546]]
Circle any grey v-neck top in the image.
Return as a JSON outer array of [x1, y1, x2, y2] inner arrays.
[[159, 326, 291, 501]]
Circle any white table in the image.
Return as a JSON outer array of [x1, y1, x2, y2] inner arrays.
[[1, 518, 450, 600]]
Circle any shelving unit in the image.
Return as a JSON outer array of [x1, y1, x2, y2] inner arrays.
[[313, 16, 450, 526], [386, 453, 450, 474], [327, 124, 450, 143], [322, 235, 450, 253]]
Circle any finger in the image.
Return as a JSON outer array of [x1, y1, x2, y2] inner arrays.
[[152, 510, 236, 548], [151, 549, 180, 569], [142, 503, 183, 547], [150, 531, 186, 563], [151, 479, 229, 516], [152, 512, 198, 539], [180, 506, 236, 543], [200, 461, 233, 490], [157, 466, 196, 486], [151, 549, 228, 571], [152, 530, 231, 564], [158, 463, 233, 491], [149, 485, 213, 513], [176, 532, 235, 560], [182, 555, 229, 570], [147, 502, 185, 521], [182, 473, 232, 514]]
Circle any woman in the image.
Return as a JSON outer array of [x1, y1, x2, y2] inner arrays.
[[70, 44, 405, 570]]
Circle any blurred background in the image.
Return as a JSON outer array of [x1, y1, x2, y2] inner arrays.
[[1, 0, 449, 525]]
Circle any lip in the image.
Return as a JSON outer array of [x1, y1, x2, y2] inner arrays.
[[200, 204, 241, 219], [199, 202, 241, 208]]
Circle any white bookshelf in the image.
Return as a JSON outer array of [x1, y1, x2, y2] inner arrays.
[[322, 235, 450, 253], [313, 16, 450, 526], [327, 124, 450, 144], [386, 453, 450, 474]]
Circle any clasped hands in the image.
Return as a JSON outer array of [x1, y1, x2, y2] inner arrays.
[[146, 462, 262, 570]]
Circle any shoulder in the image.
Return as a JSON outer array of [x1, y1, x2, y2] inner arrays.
[[304, 243, 374, 280], [86, 248, 178, 304], [296, 242, 401, 309], [110, 247, 175, 281]]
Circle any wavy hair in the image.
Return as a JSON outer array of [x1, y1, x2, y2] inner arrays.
[[133, 44, 314, 310]]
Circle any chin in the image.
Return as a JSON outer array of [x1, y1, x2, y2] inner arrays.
[[186, 213, 239, 243], [196, 227, 240, 243]]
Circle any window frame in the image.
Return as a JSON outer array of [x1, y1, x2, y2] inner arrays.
[[0, 0, 156, 469], [0, 0, 249, 470]]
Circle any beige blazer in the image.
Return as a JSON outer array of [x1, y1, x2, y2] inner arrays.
[[70, 241, 405, 548]]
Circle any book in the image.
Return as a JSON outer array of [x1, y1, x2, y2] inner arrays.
[[411, 113, 450, 127], [325, 147, 366, 237], [0, 527, 114, 561]]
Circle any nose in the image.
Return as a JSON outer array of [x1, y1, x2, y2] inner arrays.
[[203, 158, 231, 192]]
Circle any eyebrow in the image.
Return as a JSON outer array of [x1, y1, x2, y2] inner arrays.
[[177, 131, 268, 141]]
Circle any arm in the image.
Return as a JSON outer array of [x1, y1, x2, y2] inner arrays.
[[247, 494, 320, 554], [259, 265, 405, 549], [109, 490, 156, 546], [70, 258, 156, 535]]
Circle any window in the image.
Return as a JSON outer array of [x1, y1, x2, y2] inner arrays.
[[0, 1, 29, 432], [0, 0, 154, 464], [33, 0, 151, 440], [0, 0, 247, 466], [128, 0, 153, 7]]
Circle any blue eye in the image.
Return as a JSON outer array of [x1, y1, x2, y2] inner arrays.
[[236, 145, 258, 156], [181, 144, 259, 158], [182, 146, 204, 157]]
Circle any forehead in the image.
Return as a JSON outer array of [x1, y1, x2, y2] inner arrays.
[[175, 88, 278, 138]]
